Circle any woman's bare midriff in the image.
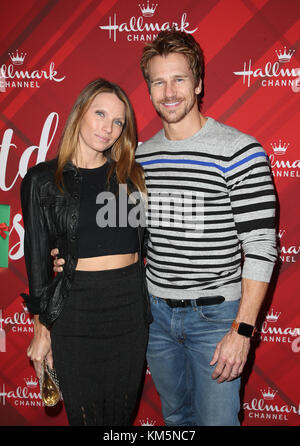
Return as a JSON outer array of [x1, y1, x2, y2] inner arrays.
[[75, 252, 138, 271]]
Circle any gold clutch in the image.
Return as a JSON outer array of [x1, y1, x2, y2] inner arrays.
[[39, 360, 61, 407]]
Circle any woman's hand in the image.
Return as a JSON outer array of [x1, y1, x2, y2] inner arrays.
[[51, 248, 65, 273], [27, 315, 53, 378]]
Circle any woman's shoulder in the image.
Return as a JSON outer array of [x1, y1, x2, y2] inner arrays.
[[21, 158, 58, 188], [24, 158, 57, 179]]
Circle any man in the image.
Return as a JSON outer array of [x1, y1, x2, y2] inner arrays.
[[52, 29, 277, 426], [134, 29, 277, 426]]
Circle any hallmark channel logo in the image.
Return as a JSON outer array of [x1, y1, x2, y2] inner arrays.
[[243, 385, 300, 422], [0, 49, 66, 92], [233, 46, 300, 90], [98, 0, 198, 43], [268, 140, 300, 179], [0, 301, 34, 339], [0, 378, 42, 407], [260, 306, 300, 345]]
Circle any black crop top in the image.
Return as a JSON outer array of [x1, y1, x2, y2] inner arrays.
[[77, 162, 139, 258]]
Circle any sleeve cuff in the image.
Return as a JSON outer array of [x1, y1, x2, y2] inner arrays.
[[242, 258, 275, 283], [20, 293, 40, 314]]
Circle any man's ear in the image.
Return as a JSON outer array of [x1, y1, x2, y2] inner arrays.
[[195, 79, 202, 95]]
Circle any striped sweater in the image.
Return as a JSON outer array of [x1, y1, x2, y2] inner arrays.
[[135, 117, 278, 301]]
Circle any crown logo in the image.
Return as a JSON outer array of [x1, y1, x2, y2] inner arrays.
[[140, 418, 156, 426], [139, 0, 158, 17], [275, 47, 295, 63], [270, 140, 290, 155], [8, 49, 27, 65], [266, 308, 281, 323], [260, 387, 278, 400], [24, 376, 39, 388]]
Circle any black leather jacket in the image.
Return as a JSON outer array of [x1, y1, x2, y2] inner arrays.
[[20, 158, 152, 329]]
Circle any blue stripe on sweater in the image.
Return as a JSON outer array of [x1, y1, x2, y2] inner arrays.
[[140, 152, 267, 173]]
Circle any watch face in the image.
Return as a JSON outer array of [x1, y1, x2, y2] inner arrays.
[[238, 322, 254, 337]]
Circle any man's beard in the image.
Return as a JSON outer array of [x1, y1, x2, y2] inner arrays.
[[154, 95, 197, 124]]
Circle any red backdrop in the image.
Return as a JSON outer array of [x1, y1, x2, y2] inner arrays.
[[0, 0, 299, 427]]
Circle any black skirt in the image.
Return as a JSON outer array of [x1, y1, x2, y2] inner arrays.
[[50, 261, 148, 426]]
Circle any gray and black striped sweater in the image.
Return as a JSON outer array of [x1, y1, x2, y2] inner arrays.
[[135, 117, 278, 302]]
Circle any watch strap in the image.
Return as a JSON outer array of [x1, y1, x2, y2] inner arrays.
[[231, 320, 256, 338]]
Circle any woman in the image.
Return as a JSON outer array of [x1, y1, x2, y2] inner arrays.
[[21, 78, 151, 426]]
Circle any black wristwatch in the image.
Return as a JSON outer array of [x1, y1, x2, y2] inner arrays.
[[231, 320, 256, 338]]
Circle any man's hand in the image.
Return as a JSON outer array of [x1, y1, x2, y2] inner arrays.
[[50, 248, 65, 273], [210, 278, 269, 383], [210, 330, 250, 383]]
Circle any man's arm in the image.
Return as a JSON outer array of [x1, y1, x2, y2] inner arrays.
[[210, 278, 268, 383], [210, 136, 278, 383]]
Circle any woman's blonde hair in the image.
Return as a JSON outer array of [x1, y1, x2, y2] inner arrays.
[[55, 78, 146, 194]]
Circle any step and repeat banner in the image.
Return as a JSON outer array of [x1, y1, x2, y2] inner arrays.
[[0, 0, 299, 427]]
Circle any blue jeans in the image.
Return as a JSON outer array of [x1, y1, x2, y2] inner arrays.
[[146, 295, 241, 426]]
